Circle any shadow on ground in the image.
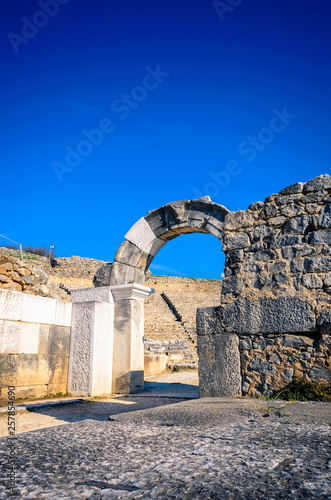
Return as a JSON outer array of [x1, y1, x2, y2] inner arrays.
[[25, 379, 199, 426], [142, 380, 199, 397], [26, 397, 187, 424]]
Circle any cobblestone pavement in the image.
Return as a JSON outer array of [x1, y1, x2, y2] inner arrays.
[[0, 371, 199, 437], [0, 395, 330, 499]]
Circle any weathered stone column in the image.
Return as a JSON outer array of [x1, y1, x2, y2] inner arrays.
[[111, 284, 153, 394], [197, 306, 241, 397], [68, 287, 114, 397], [198, 332, 241, 397]]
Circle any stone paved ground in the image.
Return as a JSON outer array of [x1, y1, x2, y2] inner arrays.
[[0, 372, 330, 499], [0, 370, 199, 437]]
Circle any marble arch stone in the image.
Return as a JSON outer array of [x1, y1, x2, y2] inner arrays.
[[94, 197, 230, 286]]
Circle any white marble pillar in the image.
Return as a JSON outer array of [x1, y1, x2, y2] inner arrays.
[[111, 284, 153, 393], [68, 284, 153, 397], [68, 287, 114, 397]]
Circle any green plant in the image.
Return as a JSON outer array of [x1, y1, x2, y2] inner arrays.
[[274, 378, 331, 402], [247, 378, 331, 417], [248, 389, 294, 416], [173, 365, 180, 372]]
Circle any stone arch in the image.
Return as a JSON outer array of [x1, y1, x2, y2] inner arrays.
[[94, 197, 230, 286]]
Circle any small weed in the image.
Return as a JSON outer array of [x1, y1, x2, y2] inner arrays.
[[264, 389, 292, 415], [172, 365, 180, 372], [272, 379, 331, 402], [248, 390, 294, 416], [247, 378, 331, 417]]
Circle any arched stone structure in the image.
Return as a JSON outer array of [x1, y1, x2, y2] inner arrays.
[[93, 197, 230, 286], [69, 174, 331, 399], [70, 196, 231, 397]]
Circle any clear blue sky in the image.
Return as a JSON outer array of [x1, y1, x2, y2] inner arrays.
[[1, 0, 330, 278]]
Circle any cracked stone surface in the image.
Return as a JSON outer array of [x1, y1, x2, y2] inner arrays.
[[0, 397, 330, 499]]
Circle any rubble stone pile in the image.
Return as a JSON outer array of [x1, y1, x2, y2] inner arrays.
[[0, 254, 47, 294]]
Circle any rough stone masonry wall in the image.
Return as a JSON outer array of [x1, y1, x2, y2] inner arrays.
[[198, 174, 331, 396], [0, 250, 106, 301], [239, 332, 331, 396], [220, 174, 331, 307], [31, 255, 106, 301], [0, 254, 48, 295], [0, 248, 105, 282], [40, 255, 106, 280]]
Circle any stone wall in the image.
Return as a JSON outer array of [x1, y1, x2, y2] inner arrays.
[[0, 249, 105, 301], [30, 255, 105, 301], [144, 274, 222, 292], [40, 255, 106, 280], [198, 174, 331, 396], [239, 332, 331, 396], [220, 174, 331, 309], [0, 249, 105, 282], [0, 289, 71, 405], [0, 254, 48, 295]]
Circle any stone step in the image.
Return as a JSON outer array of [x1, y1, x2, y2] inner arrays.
[[144, 287, 221, 363]]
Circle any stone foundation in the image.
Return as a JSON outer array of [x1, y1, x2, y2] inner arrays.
[[0, 290, 71, 405], [197, 297, 331, 397], [239, 332, 331, 396]]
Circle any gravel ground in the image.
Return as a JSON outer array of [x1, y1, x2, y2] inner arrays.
[[0, 371, 330, 499]]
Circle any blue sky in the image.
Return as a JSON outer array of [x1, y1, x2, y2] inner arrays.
[[1, 0, 330, 278]]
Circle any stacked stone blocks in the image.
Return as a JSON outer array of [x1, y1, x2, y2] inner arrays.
[[94, 198, 229, 286], [144, 277, 223, 364], [93, 174, 330, 397], [220, 174, 331, 307], [198, 174, 331, 396], [0, 289, 71, 405]]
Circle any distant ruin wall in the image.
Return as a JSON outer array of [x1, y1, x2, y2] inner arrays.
[[198, 174, 331, 396], [144, 275, 222, 292], [0, 251, 106, 301], [144, 276, 222, 365]]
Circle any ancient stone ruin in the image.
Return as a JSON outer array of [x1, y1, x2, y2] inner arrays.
[[93, 173, 331, 396], [0, 254, 48, 294], [0, 174, 330, 401], [143, 276, 222, 372], [198, 174, 331, 396]]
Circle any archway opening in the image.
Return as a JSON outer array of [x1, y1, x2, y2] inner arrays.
[[143, 233, 225, 396], [92, 196, 230, 395], [148, 232, 225, 280]]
